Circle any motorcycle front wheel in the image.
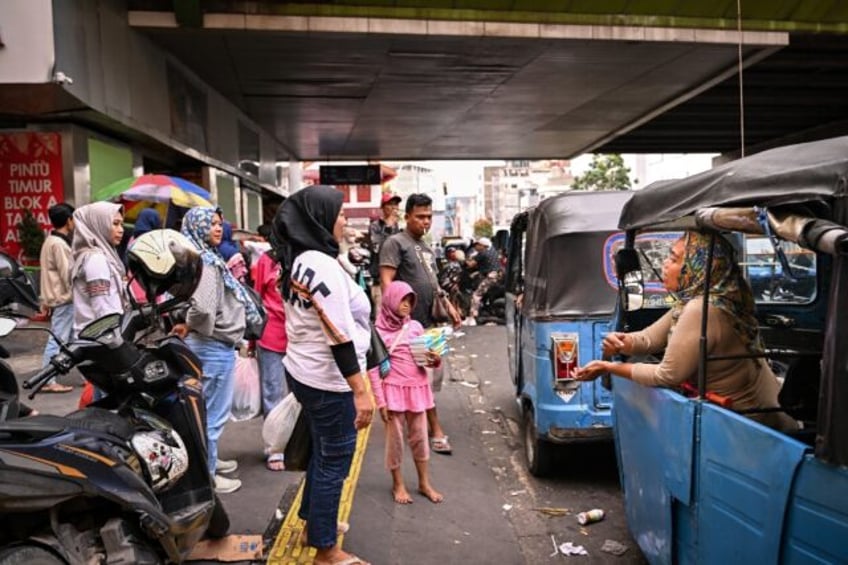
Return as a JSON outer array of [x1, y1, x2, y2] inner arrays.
[[0, 544, 65, 565]]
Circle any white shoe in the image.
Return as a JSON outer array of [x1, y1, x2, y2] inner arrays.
[[214, 474, 242, 494], [217, 458, 238, 474]]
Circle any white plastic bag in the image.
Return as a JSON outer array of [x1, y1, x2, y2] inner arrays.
[[262, 392, 302, 452], [231, 354, 261, 421]]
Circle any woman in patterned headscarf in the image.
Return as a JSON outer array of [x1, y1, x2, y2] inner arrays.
[[574, 231, 797, 431], [171, 206, 258, 494]]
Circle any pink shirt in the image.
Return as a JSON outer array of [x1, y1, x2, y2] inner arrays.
[[254, 253, 287, 353], [368, 321, 434, 413]]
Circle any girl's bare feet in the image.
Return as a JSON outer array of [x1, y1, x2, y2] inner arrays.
[[392, 485, 414, 504], [418, 485, 444, 503]]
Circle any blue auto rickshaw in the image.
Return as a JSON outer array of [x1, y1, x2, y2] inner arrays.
[[505, 190, 676, 475], [611, 136, 848, 564]]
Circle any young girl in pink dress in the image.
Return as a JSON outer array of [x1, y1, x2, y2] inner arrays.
[[369, 281, 444, 504]]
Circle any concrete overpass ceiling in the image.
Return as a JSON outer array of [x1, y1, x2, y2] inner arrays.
[[137, 1, 848, 32], [597, 33, 848, 154], [128, 1, 847, 158]]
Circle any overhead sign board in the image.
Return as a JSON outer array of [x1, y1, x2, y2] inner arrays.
[[319, 165, 381, 186]]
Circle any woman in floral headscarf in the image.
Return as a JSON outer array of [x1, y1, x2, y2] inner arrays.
[[574, 231, 797, 431], [171, 207, 261, 494]]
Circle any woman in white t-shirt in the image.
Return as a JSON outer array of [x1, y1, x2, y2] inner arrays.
[[71, 202, 127, 337], [275, 185, 374, 565]]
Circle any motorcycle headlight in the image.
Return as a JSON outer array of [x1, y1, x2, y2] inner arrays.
[[143, 360, 169, 383]]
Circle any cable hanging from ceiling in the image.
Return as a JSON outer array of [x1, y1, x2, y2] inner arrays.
[[736, 0, 746, 157]]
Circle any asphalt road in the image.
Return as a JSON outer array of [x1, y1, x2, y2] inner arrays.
[[4, 323, 645, 564]]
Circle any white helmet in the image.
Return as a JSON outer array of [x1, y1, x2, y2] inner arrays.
[[127, 229, 202, 302]]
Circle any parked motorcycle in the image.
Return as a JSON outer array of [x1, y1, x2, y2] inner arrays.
[[0, 250, 40, 423], [475, 275, 506, 325], [0, 229, 228, 565]]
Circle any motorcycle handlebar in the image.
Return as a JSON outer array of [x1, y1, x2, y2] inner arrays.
[[22, 348, 77, 399], [23, 362, 60, 398]]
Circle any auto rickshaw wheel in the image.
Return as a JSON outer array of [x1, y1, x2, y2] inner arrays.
[[522, 406, 552, 477]]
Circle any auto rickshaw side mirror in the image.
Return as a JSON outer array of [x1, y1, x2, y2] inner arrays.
[[615, 248, 644, 311], [622, 271, 645, 311]]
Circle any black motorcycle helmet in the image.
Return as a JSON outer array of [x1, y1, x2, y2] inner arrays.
[[126, 229, 202, 303], [0, 251, 39, 311]]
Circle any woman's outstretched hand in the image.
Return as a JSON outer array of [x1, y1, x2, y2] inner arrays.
[[573, 360, 610, 382]]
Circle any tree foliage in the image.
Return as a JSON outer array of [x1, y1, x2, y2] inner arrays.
[[473, 217, 494, 238], [571, 154, 633, 191]]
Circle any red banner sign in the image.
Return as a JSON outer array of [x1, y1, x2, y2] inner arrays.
[[0, 132, 64, 258]]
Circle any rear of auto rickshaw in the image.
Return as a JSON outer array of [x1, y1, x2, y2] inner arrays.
[[505, 190, 677, 475], [610, 136, 848, 564]]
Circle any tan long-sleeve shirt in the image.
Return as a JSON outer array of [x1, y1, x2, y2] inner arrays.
[[39, 233, 73, 308], [629, 300, 796, 431]]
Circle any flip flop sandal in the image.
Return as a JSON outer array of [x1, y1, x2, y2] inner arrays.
[[330, 556, 369, 565], [42, 383, 74, 393], [265, 452, 285, 471], [430, 436, 453, 455]]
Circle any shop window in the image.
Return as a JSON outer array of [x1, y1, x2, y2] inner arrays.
[[243, 190, 262, 231], [216, 174, 238, 226]]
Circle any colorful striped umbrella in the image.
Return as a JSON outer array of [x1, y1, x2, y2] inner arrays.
[[93, 174, 212, 208]]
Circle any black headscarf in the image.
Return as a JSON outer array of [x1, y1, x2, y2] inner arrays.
[[273, 185, 343, 298]]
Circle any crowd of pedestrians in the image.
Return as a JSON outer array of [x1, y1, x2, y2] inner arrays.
[[34, 187, 469, 565]]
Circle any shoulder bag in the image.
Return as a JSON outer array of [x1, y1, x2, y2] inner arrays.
[[242, 284, 268, 341], [405, 234, 452, 325]]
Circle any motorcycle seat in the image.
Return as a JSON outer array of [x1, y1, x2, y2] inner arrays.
[[0, 414, 75, 440], [0, 408, 134, 441]]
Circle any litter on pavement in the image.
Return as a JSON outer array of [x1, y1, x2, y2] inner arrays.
[[534, 506, 570, 517], [600, 539, 629, 556], [559, 542, 589, 556]]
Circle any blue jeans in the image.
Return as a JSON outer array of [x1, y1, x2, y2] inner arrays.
[[286, 372, 356, 549], [187, 336, 236, 475], [256, 345, 287, 416], [42, 303, 74, 383]]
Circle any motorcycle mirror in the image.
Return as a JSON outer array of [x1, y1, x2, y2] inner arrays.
[[79, 313, 122, 341], [0, 317, 15, 337]]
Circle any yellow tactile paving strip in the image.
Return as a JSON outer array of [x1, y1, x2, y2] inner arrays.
[[266, 417, 373, 564]]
